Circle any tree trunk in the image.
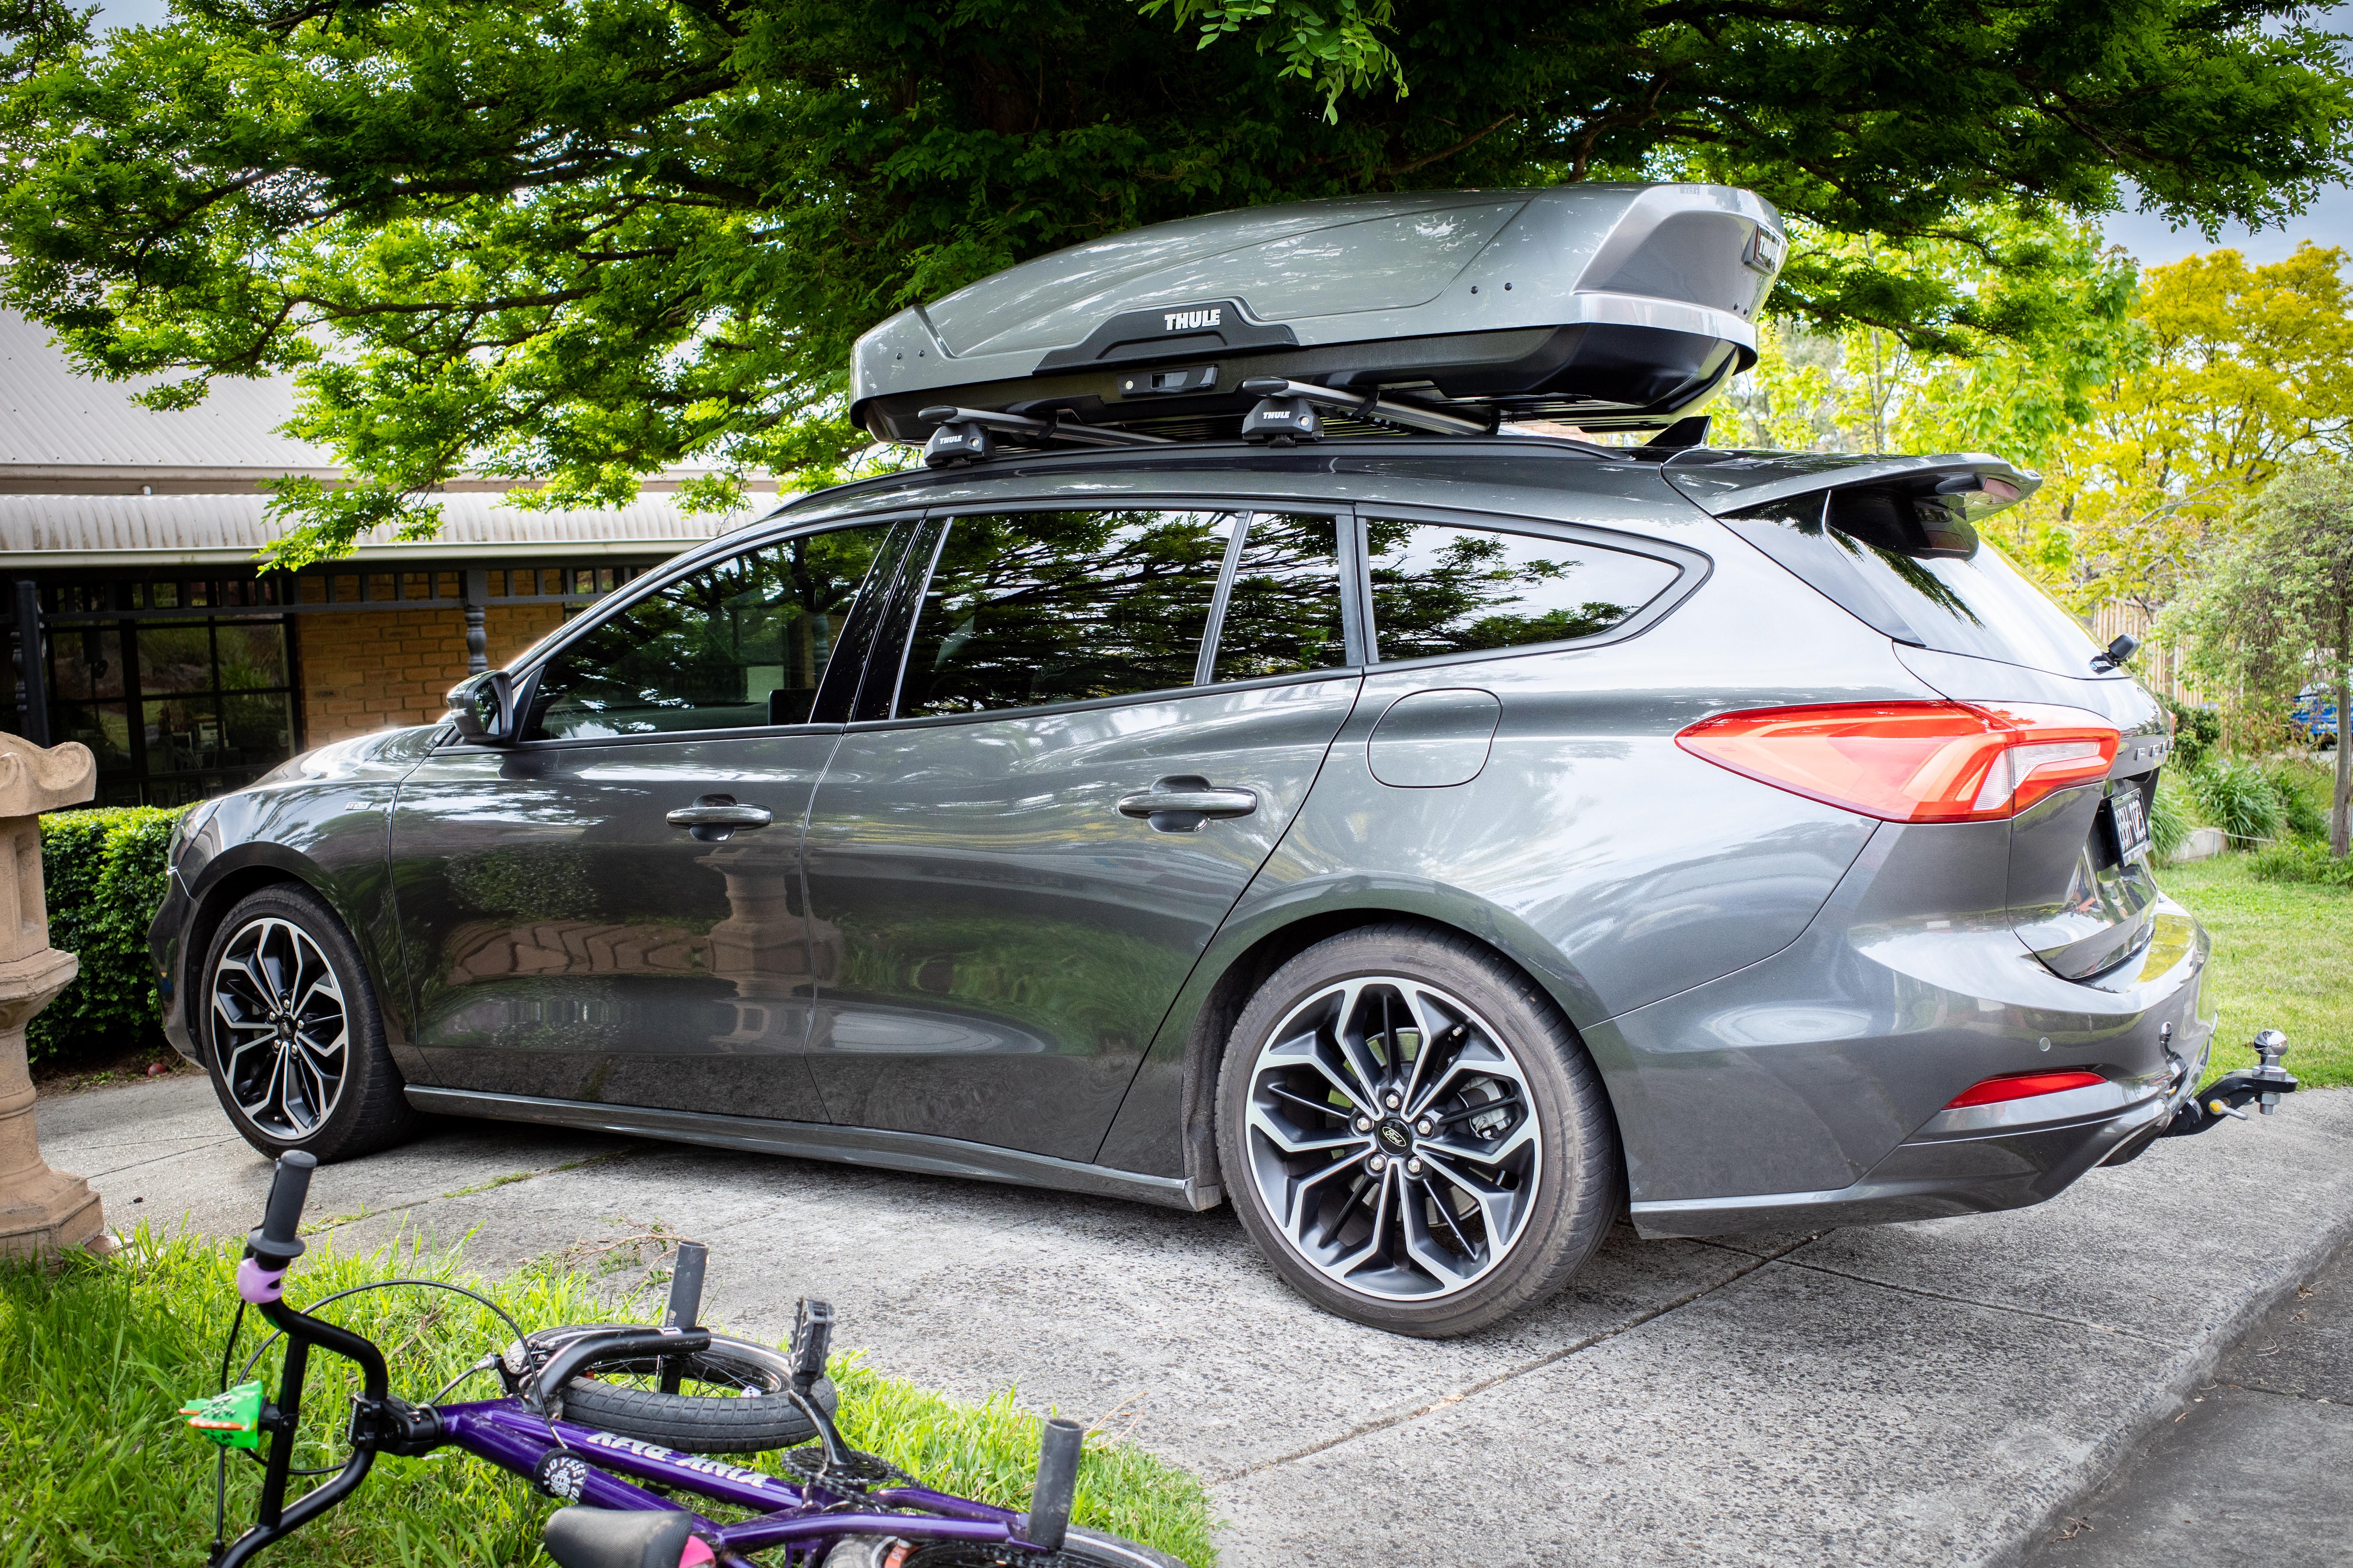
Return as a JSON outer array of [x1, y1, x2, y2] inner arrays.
[[2335, 665, 2351, 859]]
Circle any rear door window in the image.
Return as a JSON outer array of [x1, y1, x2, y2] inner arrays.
[[892, 509, 1236, 718], [1210, 512, 1350, 681], [1365, 518, 1679, 661], [1721, 490, 2104, 675]]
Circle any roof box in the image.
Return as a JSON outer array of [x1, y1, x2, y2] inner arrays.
[[852, 183, 1785, 450]]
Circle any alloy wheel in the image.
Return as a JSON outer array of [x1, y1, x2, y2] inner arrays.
[[211, 916, 349, 1140], [1240, 976, 1543, 1301]]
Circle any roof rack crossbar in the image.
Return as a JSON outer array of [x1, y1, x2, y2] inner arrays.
[[1236, 378, 1494, 438], [916, 405, 1169, 450]]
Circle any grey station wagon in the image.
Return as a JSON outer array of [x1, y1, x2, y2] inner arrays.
[[151, 186, 2239, 1336]]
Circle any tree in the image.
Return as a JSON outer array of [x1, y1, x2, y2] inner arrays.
[[0, 0, 2346, 563], [2047, 243, 2353, 635], [2173, 461, 2353, 857]]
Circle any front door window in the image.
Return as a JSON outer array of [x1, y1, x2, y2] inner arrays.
[[529, 524, 894, 739]]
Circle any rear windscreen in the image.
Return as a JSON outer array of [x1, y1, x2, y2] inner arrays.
[[1720, 488, 2105, 676]]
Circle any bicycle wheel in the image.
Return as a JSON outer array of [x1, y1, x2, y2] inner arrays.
[[895, 1527, 1190, 1568], [504, 1324, 838, 1453]]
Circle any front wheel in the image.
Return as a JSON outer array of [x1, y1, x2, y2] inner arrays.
[[1216, 923, 1624, 1338], [200, 883, 418, 1163]]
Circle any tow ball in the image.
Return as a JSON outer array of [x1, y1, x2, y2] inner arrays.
[[2161, 1029, 2298, 1138]]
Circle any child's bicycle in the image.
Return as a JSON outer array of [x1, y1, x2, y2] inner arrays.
[[183, 1151, 1185, 1568]]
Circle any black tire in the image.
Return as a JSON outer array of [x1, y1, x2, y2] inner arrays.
[[897, 1528, 1190, 1568], [1215, 922, 1623, 1338], [201, 882, 418, 1163], [510, 1324, 838, 1454]]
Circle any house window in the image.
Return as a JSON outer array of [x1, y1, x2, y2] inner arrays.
[[43, 605, 299, 806]]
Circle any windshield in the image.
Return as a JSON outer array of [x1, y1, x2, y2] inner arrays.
[[1721, 489, 2106, 676]]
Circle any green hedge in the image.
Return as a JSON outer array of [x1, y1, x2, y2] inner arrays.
[[28, 806, 186, 1065]]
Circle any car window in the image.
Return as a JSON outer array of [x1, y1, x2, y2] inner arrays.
[[1211, 512, 1348, 681], [894, 509, 1235, 718], [528, 522, 895, 740], [1719, 489, 2105, 675], [1366, 518, 1678, 661]]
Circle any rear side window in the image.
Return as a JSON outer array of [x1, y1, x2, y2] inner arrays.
[[528, 522, 893, 739], [896, 509, 1234, 717], [1365, 518, 1678, 661], [1722, 489, 2103, 675]]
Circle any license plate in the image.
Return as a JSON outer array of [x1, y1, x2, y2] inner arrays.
[[2108, 785, 2152, 865]]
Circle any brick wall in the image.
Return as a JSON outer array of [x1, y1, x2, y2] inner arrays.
[[297, 602, 567, 745]]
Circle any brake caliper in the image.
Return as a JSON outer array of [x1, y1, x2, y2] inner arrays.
[[179, 1380, 266, 1448]]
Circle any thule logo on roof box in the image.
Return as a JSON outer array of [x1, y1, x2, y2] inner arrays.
[[1164, 308, 1222, 332]]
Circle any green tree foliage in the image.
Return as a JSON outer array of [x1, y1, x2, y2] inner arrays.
[[2173, 461, 2353, 856], [0, 0, 2345, 561], [2050, 243, 2353, 628]]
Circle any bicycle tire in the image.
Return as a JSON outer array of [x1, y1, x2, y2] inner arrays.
[[896, 1528, 1191, 1568], [505, 1324, 838, 1454]]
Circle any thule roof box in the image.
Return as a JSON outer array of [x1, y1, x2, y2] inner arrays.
[[852, 183, 1785, 459]]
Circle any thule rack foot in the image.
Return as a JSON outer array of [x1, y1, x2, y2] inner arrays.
[[2161, 1028, 2298, 1138]]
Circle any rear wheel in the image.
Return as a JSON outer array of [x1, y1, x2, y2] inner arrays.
[[507, 1324, 838, 1453], [201, 883, 417, 1163], [1217, 923, 1623, 1337], [895, 1529, 1189, 1568]]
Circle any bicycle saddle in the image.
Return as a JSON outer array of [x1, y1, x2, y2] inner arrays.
[[542, 1507, 713, 1568]]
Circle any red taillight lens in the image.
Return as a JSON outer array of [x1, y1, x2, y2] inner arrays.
[[1674, 701, 2118, 823], [1944, 1069, 2106, 1108]]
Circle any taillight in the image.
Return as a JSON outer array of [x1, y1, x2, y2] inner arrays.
[[1944, 1069, 2106, 1108], [1674, 702, 2118, 823]]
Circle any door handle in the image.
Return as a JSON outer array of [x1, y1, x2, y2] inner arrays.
[[1116, 775, 1259, 834], [667, 795, 772, 842]]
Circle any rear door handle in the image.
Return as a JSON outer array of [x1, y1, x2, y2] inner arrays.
[[667, 794, 772, 842], [1117, 775, 1259, 833]]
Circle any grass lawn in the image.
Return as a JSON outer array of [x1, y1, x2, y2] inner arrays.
[[2162, 852, 2353, 1091], [0, 1229, 1218, 1568]]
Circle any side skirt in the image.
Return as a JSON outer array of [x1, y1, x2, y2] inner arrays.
[[403, 1086, 1222, 1212]]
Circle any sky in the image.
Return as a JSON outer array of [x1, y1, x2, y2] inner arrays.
[[81, 0, 2353, 270]]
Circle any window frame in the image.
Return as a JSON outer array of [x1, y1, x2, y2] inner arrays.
[[442, 512, 924, 755], [854, 498, 1362, 733], [1356, 505, 1709, 671]]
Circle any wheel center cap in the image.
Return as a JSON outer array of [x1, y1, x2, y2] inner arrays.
[[1375, 1118, 1413, 1154]]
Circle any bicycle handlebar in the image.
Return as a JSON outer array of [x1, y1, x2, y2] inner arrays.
[[249, 1152, 316, 1268]]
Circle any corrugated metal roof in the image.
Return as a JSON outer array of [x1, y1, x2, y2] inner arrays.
[[0, 490, 767, 567], [0, 311, 335, 471]]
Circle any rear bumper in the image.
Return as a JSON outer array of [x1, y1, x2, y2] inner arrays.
[[1604, 817, 2219, 1238], [1624, 900, 2213, 1237], [1630, 1080, 2188, 1237]]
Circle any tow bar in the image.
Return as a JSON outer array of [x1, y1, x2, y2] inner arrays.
[[2160, 1028, 2299, 1138]]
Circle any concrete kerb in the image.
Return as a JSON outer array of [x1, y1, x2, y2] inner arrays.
[[1989, 1170, 2353, 1568]]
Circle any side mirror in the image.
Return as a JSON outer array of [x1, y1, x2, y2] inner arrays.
[[447, 669, 518, 745]]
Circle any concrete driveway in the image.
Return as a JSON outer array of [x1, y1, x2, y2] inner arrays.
[[37, 1075, 2353, 1568]]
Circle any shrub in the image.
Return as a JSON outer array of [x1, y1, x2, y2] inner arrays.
[[2187, 761, 2286, 850], [2162, 696, 2222, 771], [2250, 838, 2353, 887], [27, 806, 186, 1065], [2150, 773, 2198, 861], [2260, 760, 2334, 840]]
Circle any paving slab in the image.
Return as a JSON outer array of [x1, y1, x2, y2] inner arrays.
[[35, 1077, 2353, 1566]]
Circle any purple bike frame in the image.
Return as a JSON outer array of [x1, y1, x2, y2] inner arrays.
[[438, 1400, 1033, 1559]]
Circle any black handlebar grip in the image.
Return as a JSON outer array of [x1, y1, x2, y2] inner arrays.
[[249, 1151, 317, 1266], [1026, 1417, 1083, 1552]]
